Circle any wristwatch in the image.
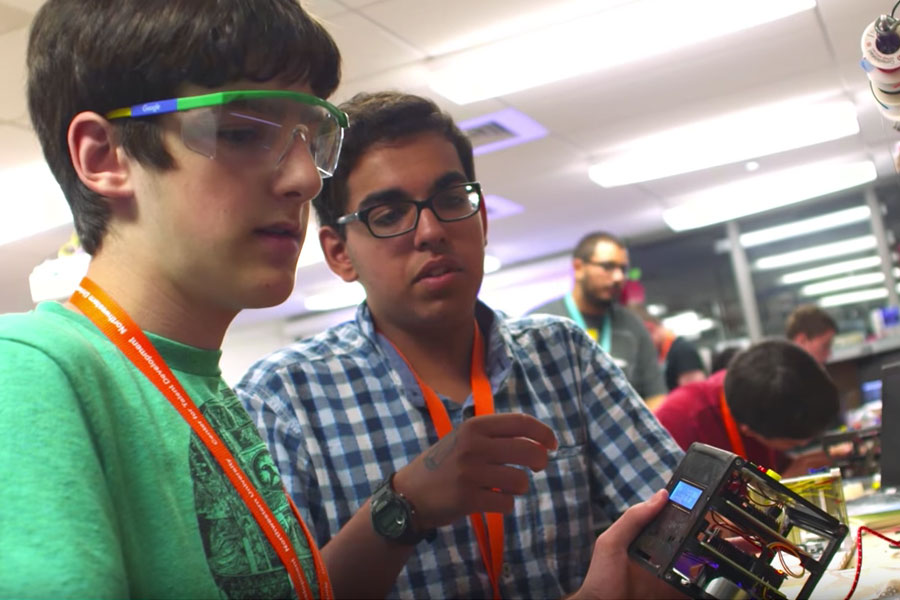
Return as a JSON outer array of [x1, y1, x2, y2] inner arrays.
[[370, 473, 436, 545]]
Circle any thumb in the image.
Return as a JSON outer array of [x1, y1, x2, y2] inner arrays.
[[602, 489, 668, 549]]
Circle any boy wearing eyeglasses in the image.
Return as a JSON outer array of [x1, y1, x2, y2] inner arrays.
[[0, 2, 435, 598], [237, 91, 684, 599]]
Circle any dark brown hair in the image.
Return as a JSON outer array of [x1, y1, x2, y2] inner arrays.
[[785, 304, 838, 340], [313, 91, 475, 235], [27, 0, 341, 254], [724, 339, 838, 440], [572, 231, 626, 261]]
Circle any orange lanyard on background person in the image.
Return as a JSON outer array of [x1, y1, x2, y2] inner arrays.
[[69, 277, 332, 600], [658, 331, 675, 364], [719, 389, 747, 460], [387, 322, 504, 600]]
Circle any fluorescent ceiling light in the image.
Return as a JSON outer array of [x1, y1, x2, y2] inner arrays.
[[647, 304, 667, 317], [430, 0, 629, 56], [715, 206, 871, 252], [801, 271, 887, 296], [429, 0, 815, 104], [662, 311, 716, 339], [819, 287, 888, 308], [484, 254, 502, 274], [755, 235, 877, 270], [780, 255, 883, 285], [0, 161, 71, 246], [590, 96, 858, 187], [663, 160, 877, 232]]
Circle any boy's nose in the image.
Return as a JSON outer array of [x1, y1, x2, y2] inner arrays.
[[274, 130, 322, 200]]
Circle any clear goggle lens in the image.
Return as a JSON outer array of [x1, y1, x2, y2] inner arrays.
[[179, 97, 343, 177]]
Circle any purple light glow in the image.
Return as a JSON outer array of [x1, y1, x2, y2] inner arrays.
[[484, 194, 524, 220]]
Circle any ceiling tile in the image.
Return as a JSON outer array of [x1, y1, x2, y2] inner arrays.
[[1, 0, 45, 13], [0, 27, 29, 121], [304, 0, 349, 19], [323, 11, 426, 82], [0, 1, 31, 33], [360, 0, 604, 56]]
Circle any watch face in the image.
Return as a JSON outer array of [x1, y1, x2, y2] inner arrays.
[[373, 498, 409, 538]]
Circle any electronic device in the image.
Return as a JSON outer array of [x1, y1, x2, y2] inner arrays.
[[821, 426, 881, 480], [862, 8, 900, 127], [880, 361, 900, 488], [629, 443, 848, 600]]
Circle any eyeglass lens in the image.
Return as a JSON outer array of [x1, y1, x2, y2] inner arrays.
[[589, 261, 628, 273], [366, 184, 481, 237], [179, 98, 341, 176]]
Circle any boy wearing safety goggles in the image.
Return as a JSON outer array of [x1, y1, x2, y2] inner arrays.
[[0, 1, 389, 598]]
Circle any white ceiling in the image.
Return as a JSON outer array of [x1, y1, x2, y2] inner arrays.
[[1, 0, 898, 327]]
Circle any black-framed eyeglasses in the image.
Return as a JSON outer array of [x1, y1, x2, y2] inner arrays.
[[336, 181, 483, 238], [583, 260, 629, 274]]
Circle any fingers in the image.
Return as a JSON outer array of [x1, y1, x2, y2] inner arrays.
[[466, 413, 558, 451], [470, 436, 551, 472], [597, 489, 668, 551], [395, 414, 559, 528], [469, 464, 531, 495]]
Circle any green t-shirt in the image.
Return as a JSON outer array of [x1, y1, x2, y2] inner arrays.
[[0, 302, 320, 599]]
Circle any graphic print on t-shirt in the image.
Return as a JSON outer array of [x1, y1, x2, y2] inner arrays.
[[189, 386, 316, 599]]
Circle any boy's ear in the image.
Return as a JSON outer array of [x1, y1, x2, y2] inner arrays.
[[67, 111, 135, 200], [319, 226, 359, 283]]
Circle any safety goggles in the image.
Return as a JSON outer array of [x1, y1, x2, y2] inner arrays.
[[106, 90, 349, 177]]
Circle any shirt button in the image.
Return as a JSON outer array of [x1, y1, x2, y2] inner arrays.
[[463, 406, 475, 419], [502, 562, 512, 579]]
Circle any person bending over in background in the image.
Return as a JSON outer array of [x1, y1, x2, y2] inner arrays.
[[654, 339, 839, 479], [786, 304, 838, 364], [237, 91, 684, 599]]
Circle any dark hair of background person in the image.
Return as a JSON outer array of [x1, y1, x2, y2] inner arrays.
[[314, 91, 475, 236], [710, 346, 741, 373], [785, 304, 838, 340], [724, 339, 839, 440], [27, 0, 341, 255], [572, 232, 627, 261]]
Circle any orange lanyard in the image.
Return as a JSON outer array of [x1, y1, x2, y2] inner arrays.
[[70, 277, 332, 600], [658, 332, 675, 364], [387, 322, 504, 600], [719, 389, 747, 460]]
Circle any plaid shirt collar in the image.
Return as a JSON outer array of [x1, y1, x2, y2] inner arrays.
[[357, 300, 513, 409]]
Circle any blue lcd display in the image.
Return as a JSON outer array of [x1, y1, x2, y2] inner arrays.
[[670, 480, 703, 510]]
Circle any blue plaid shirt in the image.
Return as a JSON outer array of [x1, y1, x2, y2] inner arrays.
[[236, 301, 683, 599]]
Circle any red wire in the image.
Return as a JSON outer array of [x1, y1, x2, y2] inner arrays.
[[843, 526, 900, 600]]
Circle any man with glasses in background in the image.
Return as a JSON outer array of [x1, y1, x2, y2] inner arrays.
[[529, 231, 667, 406], [236, 91, 683, 599]]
